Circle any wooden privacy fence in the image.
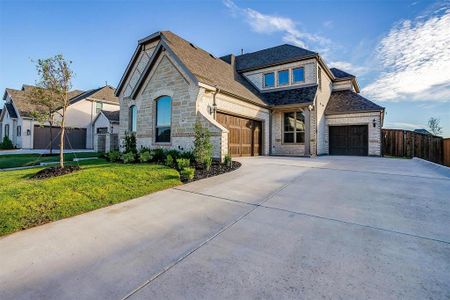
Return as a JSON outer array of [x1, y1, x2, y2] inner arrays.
[[444, 138, 450, 167], [382, 129, 447, 165]]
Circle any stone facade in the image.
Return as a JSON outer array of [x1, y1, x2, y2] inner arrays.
[[325, 112, 382, 156]]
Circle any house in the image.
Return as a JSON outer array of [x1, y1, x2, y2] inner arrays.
[[0, 85, 119, 150], [115, 31, 384, 159], [414, 128, 432, 135], [92, 110, 120, 152]]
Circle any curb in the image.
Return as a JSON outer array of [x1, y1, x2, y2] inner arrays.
[[412, 157, 450, 178]]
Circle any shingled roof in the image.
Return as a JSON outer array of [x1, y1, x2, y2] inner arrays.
[[235, 44, 317, 72], [330, 68, 355, 79], [262, 85, 317, 106], [160, 31, 265, 106], [70, 85, 118, 104], [101, 110, 120, 123], [325, 90, 384, 115]]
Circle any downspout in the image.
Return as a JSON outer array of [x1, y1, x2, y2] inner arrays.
[[212, 86, 219, 119]]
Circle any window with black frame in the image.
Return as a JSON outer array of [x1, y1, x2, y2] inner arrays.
[[128, 105, 137, 133], [155, 96, 172, 143], [283, 111, 305, 144]]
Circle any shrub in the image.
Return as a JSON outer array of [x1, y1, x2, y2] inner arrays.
[[165, 154, 175, 168], [152, 148, 167, 163], [204, 156, 212, 171], [122, 151, 136, 164], [193, 120, 213, 168], [176, 158, 190, 170], [139, 150, 152, 163], [166, 149, 181, 160], [0, 136, 14, 150], [179, 150, 195, 162], [107, 150, 121, 162], [124, 132, 137, 154], [180, 167, 195, 181], [224, 154, 232, 167]]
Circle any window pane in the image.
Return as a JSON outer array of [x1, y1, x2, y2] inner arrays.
[[156, 127, 171, 143], [96, 102, 103, 114], [264, 72, 274, 88], [293, 67, 304, 82], [284, 132, 294, 143], [296, 132, 305, 143], [278, 70, 289, 86], [129, 105, 137, 132], [284, 112, 295, 132], [156, 96, 171, 127], [295, 112, 305, 131]]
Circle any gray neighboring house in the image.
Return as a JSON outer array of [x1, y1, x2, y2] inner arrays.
[[92, 110, 120, 152], [115, 31, 384, 159]]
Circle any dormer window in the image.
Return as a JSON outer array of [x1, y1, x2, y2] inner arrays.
[[293, 67, 305, 83], [278, 70, 289, 86], [263, 72, 275, 88]]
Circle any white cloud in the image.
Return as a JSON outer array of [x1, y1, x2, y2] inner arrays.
[[223, 0, 330, 49], [322, 20, 334, 29], [362, 7, 450, 102], [329, 61, 369, 76]]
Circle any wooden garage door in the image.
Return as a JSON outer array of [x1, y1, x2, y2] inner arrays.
[[329, 125, 368, 156], [216, 112, 262, 157], [33, 125, 87, 150]]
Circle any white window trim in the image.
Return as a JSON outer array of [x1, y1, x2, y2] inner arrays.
[[263, 72, 275, 88], [291, 67, 305, 84], [277, 69, 290, 86]]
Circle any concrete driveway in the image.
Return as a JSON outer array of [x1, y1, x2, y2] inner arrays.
[[1, 156, 449, 299]]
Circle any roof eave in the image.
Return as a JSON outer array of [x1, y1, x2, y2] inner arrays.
[[269, 102, 313, 109], [325, 109, 384, 115]]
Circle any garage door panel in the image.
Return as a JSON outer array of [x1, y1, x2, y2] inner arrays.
[[330, 125, 368, 156], [216, 112, 262, 157]]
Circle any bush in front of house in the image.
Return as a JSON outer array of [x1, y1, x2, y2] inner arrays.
[[193, 120, 213, 169], [122, 152, 136, 164], [165, 154, 175, 168], [107, 150, 121, 162], [124, 132, 137, 154], [224, 153, 232, 167], [176, 158, 190, 171], [180, 167, 195, 181], [0, 136, 14, 150], [139, 150, 153, 163]]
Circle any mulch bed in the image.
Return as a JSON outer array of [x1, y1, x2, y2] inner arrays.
[[191, 161, 241, 182], [31, 165, 81, 179]]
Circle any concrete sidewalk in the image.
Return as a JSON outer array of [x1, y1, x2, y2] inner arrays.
[[1, 156, 449, 299]]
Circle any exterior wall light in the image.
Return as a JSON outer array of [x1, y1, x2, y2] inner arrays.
[[27, 129, 31, 136], [372, 119, 376, 128]]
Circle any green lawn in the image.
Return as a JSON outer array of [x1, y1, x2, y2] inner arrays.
[[0, 160, 181, 236], [0, 152, 101, 169]]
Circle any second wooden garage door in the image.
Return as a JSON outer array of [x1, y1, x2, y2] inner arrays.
[[329, 125, 368, 156], [216, 112, 262, 157]]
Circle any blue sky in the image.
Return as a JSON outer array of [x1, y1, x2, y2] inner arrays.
[[1, 0, 449, 136]]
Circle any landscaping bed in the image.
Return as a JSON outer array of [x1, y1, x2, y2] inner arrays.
[[31, 165, 81, 179], [193, 161, 241, 181]]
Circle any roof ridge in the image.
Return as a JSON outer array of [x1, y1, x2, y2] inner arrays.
[[236, 43, 317, 58]]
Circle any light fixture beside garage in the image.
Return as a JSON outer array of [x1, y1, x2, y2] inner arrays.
[[372, 118, 376, 128]]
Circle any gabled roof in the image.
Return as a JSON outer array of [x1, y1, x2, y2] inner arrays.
[[5, 102, 18, 118], [414, 129, 432, 135], [262, 85, 317, 106], [101, 110, 120, 122], [119, 31, 267, 107], [70, 85, 118, 105], [330, 68, 355, 79], [235, 44, 318, 72], [325, 90, 384, 115]]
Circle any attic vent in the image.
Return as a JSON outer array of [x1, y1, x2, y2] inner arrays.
[[189, 43, 197, 49]]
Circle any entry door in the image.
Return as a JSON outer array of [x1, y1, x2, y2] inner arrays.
[[216, 112, 262, 157], [329, 125, 368, 156]]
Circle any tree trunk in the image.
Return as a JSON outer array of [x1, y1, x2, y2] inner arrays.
[[59, 109, 65, 168], [49, 121, 53, 155]]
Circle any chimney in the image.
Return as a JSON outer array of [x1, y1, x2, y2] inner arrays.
[[240, 48, 244, 55]]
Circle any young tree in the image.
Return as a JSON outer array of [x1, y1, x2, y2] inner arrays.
[[428, 117, 443, 136], [32, 55, 73, 168]]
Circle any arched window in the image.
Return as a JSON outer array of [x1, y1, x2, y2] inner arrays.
[[128, 105, 137, 133], [4, 124, 9, 137], [155, 96, 172, 143]]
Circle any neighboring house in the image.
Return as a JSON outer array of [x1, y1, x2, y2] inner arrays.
[[0, 84, 119, 149], [414, 128, 432, 135], [115, 31, 384, 159], [92, 110, 120, 152]]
